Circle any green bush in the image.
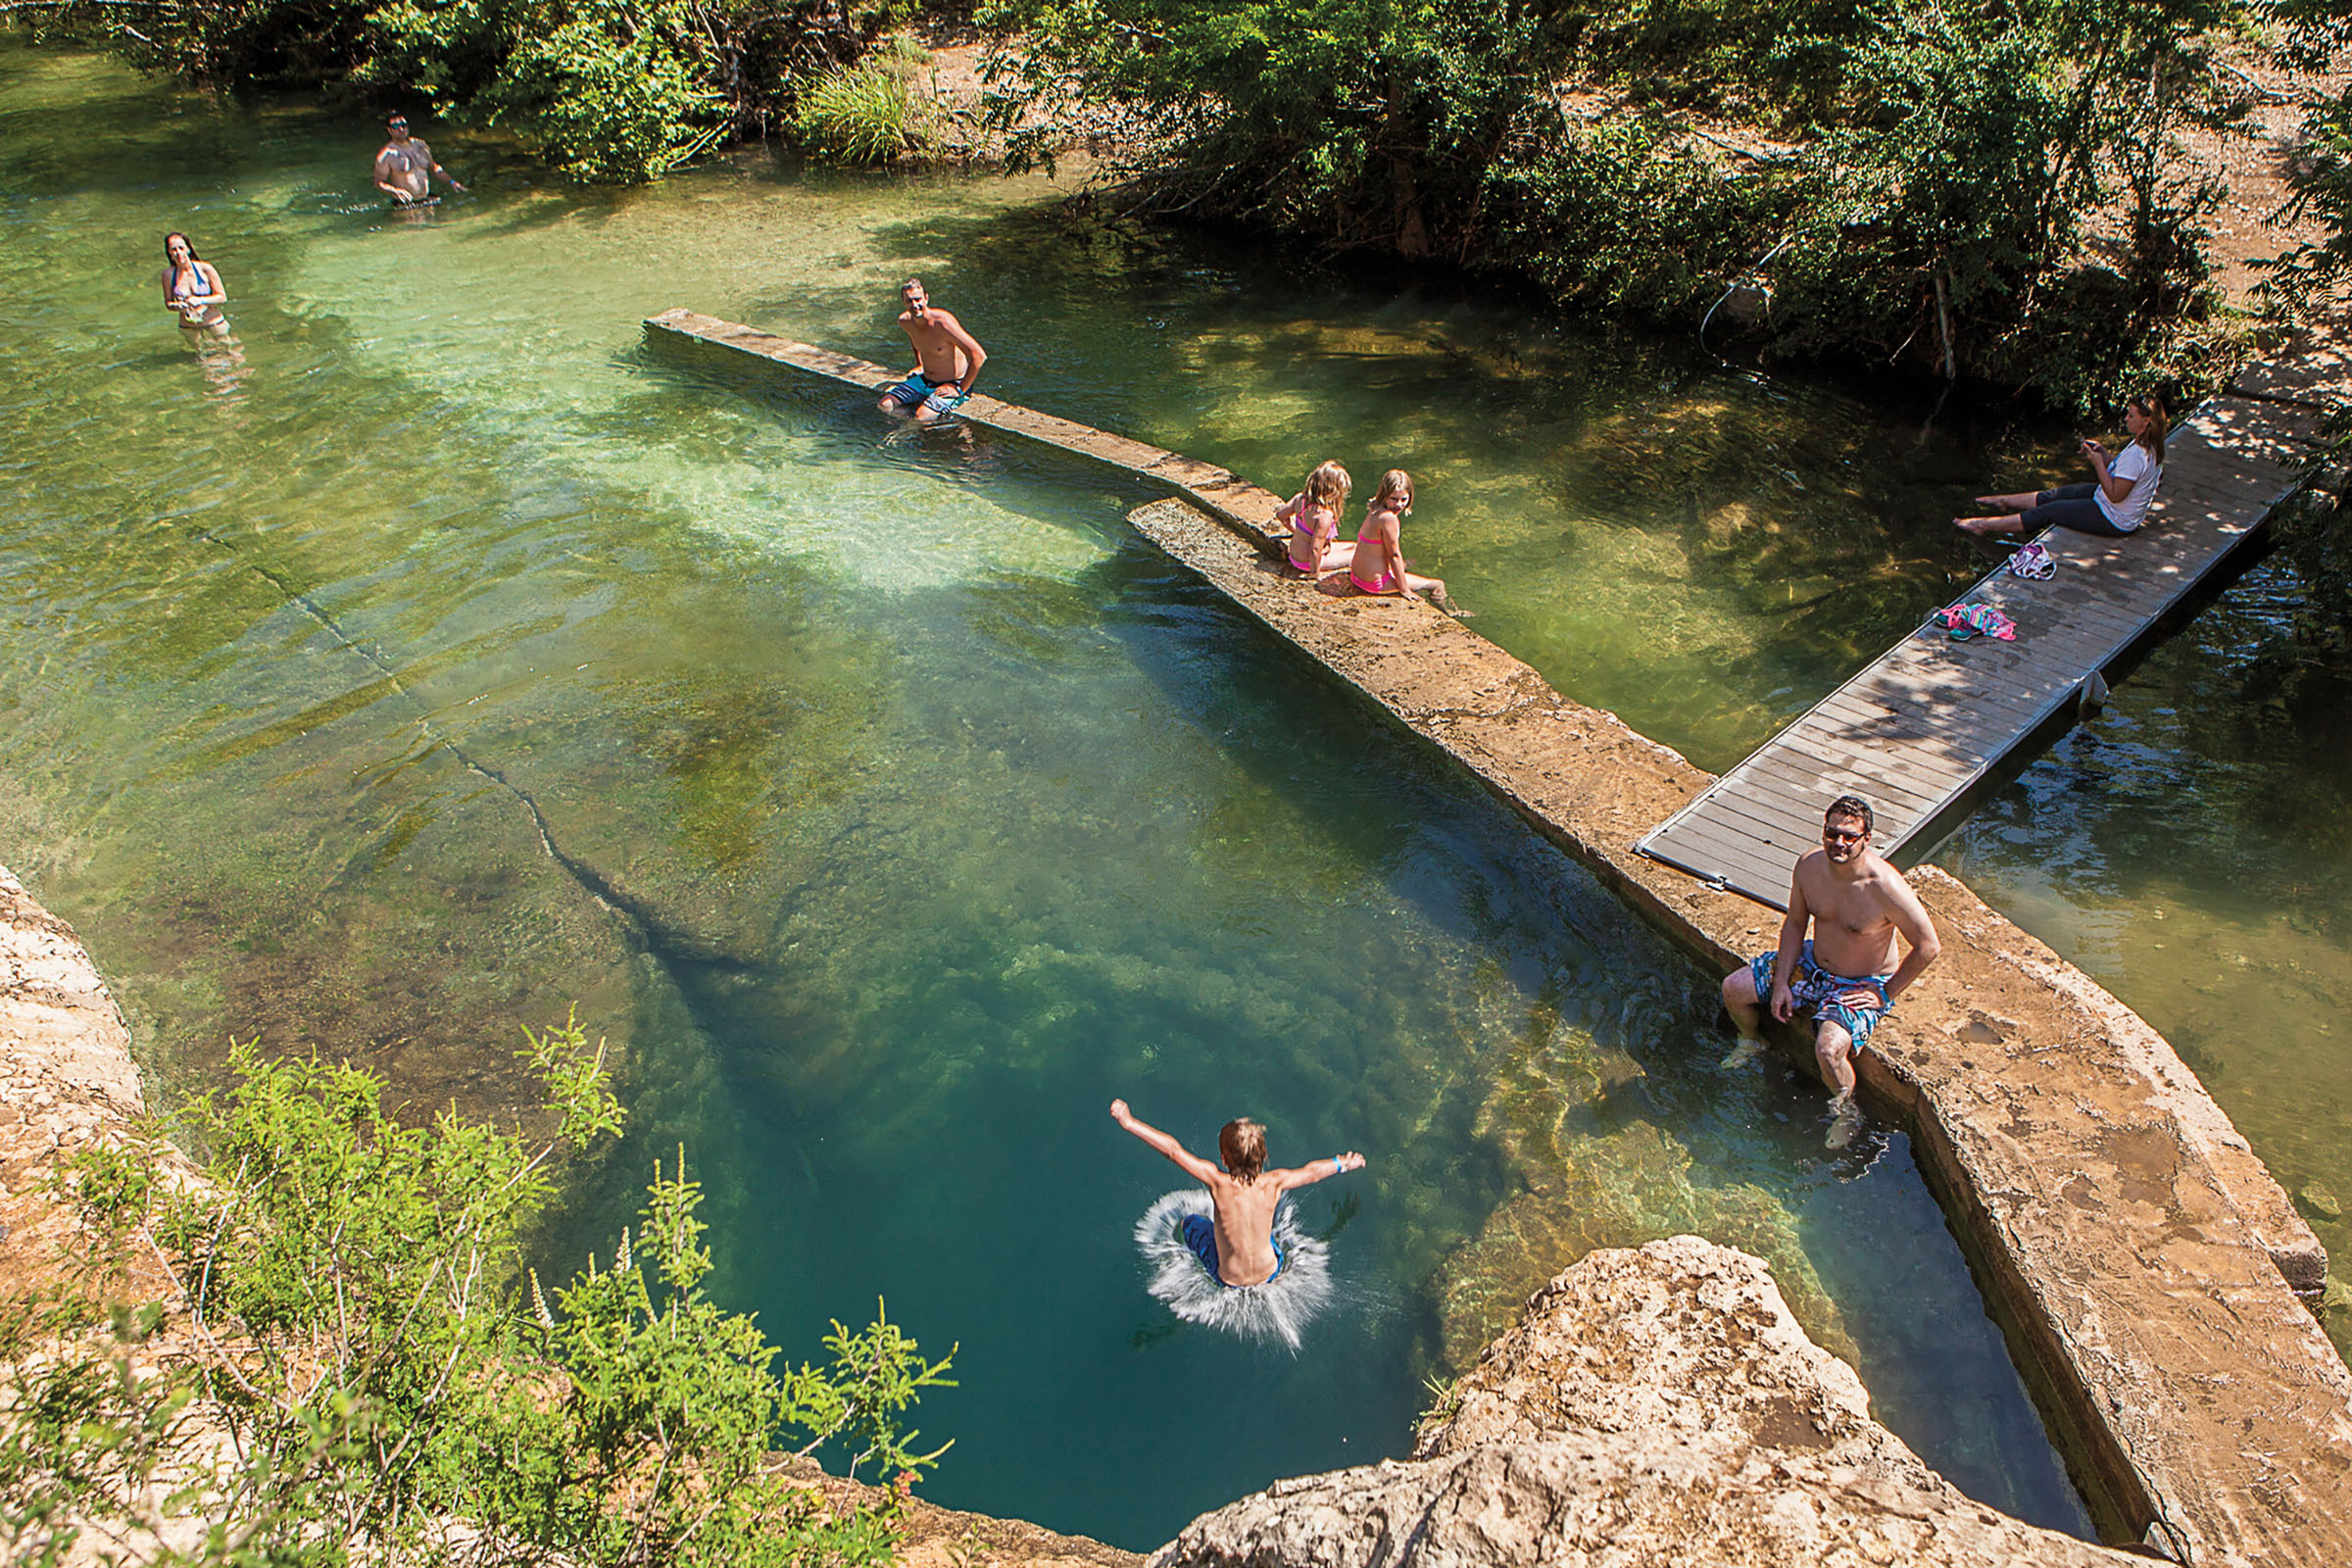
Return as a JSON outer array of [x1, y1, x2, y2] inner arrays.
[[24, 0, 910, 182], [798, 60, 926, 165], [1480, 114, 1801, 318], [0, 1013, 955, 1566], [980, 0, 2246, 410], [2260, 0, 2352, 318]]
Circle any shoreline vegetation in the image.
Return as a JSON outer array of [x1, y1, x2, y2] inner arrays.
[[6, 1007, 963, 1567], [6, 1, 2348, 412]]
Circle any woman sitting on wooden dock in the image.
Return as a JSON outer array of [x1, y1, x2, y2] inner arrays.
[[1953, 393, 2168, 539]]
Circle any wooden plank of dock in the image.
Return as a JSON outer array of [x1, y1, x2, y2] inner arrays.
[[643, 308, 1297, 551], [1636, 391, 2321, 907]]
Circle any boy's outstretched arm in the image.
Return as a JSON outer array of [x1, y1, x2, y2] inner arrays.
[[1276, 1151, 1366, 1192], [1110, 1100, 1223, 1185]]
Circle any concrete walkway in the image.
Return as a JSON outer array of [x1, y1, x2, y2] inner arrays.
[[644, 309, 2352, 1565]]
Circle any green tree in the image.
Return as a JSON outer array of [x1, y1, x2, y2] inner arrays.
[[2260, 0, 2352, 317], [981, 0, 2249, 408], [981, 0, 1569, 256], [12, 0, 905, 181], [1, 1013, 954, 1565]]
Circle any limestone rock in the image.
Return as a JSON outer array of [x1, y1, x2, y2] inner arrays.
[[1153, 1238, 2142, 1568], [1418, 1234, 1887, 1466]]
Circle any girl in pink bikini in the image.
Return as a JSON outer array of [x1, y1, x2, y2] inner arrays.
[[1276, 461, 1353, 579], [1349, 470, 1452, 609]]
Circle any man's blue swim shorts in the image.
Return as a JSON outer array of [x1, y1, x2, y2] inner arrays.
[[1748, 940, 1891, 1054], [1180, 1211, 1285, 1288], [883, 371, 966, 416]]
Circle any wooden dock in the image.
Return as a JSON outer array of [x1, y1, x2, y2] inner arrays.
[[1636, 390, 2322, 908]]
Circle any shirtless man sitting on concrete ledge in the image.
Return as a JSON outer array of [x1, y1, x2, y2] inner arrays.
[[1720, 795, 1940, 1149], [878, 278, 987, 422]]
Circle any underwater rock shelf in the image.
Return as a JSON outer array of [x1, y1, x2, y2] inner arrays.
[[644, 309, 2352, 1565], [1641, 392, 2319, 906], [643, 309, 1295, 539]]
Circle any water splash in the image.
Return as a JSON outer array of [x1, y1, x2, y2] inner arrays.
[[1134, 1190, 1332, 1350]]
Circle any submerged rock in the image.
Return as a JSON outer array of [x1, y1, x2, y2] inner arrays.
[[1437, 1017, 1850, 1370], [1154, 1237, 2138, 1568]]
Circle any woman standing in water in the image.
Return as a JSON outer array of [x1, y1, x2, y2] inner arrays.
[[160, 232, 231, 346]]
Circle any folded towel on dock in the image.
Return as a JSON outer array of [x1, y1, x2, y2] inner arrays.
[[1933, 603, 2018, 641]]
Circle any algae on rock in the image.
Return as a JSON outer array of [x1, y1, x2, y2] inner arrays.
[[1437, 1000, 1851, 1372]]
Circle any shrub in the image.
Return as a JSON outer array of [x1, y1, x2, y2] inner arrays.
[[2260, 0, 2352, 318], [24, 0, 908, 182], [980, 0, 2247, 410], [1480, 114, 1802, 318], [798, 59, 929, 165], [0, 1012, 955, 1566]]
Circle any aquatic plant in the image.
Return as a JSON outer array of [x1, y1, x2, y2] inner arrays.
[[0, 1012, 955, 1566], [797, 55, 935, 166], [1430, 992, 1853, 1372]]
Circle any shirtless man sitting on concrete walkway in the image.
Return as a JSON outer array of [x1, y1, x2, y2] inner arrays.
[[1720, 795, 1940, 1149], [877, 277, 987, 422]]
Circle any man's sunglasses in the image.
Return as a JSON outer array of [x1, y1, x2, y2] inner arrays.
[[1823, 827, 1867, 844]]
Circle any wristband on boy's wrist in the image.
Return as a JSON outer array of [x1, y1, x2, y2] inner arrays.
[[1332, 1155, 1347, 1173]]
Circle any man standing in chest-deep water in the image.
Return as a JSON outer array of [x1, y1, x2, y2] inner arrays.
[[1720, 795, 1941, 1149], [373, 113, 466, 205], [878, 277, 987, 422]]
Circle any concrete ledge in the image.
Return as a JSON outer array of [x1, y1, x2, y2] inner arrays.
[[642, 310, 2352, 1565], [643, 309, 1297, 542], [1122, 496, 2352, 1566]]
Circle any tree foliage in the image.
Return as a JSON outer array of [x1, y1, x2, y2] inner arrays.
[[2259, 0, 2352, 318], [16, 0, 917, 181], [1, 1013, 954, 1566], [981, 0, 2259, 409]]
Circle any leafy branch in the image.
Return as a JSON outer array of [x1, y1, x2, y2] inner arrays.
[[2, 1011, 953, 1566]]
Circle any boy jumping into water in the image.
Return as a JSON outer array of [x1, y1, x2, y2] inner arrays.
[[1109, 1101, 1362, 1288]]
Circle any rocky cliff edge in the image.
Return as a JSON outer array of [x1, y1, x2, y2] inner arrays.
[[1154, 1236, 2143, 1568]]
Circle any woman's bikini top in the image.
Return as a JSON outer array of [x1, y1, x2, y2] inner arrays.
[[168, 264, 209, 302]]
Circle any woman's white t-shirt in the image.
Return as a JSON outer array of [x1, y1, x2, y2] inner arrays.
[[2094, 442, 2161, 531]]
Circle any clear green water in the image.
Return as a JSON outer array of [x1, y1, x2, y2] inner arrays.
[[1935, 552, 2352, 1361], [0, 41, 2100, 1545]]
